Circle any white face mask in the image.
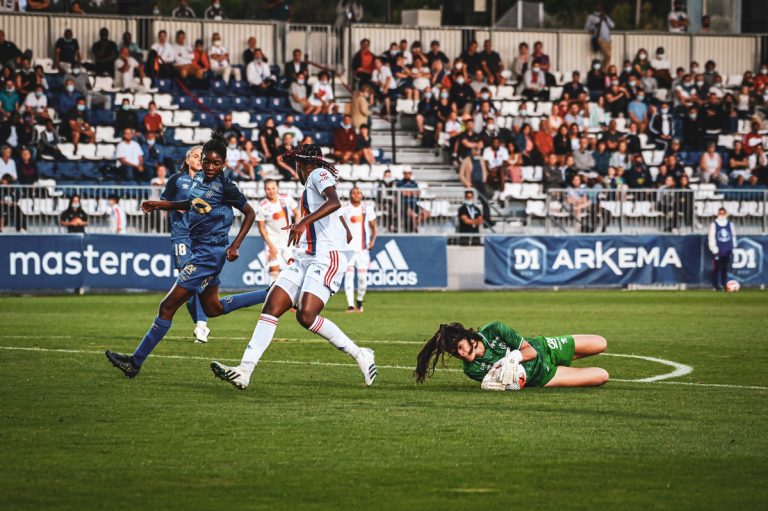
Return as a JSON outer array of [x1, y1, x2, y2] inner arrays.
[[456, 77, 465, 85], [593, 63, 601, 70], [66, 84, 75, 93], [341, 123, 351, 129], [639, 53, 647, 60], [455, 63, 463, 70], [480, 93, 489, 100], [213, 40, 221, 47]]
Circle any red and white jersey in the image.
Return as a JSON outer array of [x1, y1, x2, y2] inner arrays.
[[255, 194, 297, 239], [108, 204, 125, 234], [300, 168, 347, 255], [340, 202, 376, 251]]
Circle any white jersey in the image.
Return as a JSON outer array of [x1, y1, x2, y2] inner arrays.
[[300, 168, 347, 255], [340, 202, 376, 251], [108, 204, 125, 234], [256, 194, 296, 239]]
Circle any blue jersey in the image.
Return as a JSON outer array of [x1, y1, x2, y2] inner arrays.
[[160, 172, 195, 240], [715, 220, 734, 257], [186, 172, 248, 247]]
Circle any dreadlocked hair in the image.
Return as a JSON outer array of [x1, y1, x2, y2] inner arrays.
[[414, 322, 480, 383], [282, 143, 338, 176], [202, 129, 228, 160]]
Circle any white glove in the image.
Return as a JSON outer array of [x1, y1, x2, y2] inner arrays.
[[499, 350, 523, 386]]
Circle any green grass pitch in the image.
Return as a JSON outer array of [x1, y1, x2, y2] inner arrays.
[[1, 290, 767, 510]]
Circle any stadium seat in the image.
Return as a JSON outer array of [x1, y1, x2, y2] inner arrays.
[[93, 76, 120, 92], [230, 96, 249, 110], [153, 93, 178, 110], [210, 80, 228, 95], [195, 111, 219, 128], [336, 164, 352, 181], [229, 80, 248, 96], [37, 161, 56, 179], [77, 143, 99, 160], [252, 97, 268, 112], [210, 96, 231, 112], [92, 109, 115, 126], [113, 92, 135, 107], [525, 200, 547, 217], [174, 128, 196, 145], [95, 126, 120, 143], [156, 79, 173, 94], [134, 93, 154, 110], [96, 144, 116, 159], [173, 110, 200, 128], [57, 143, 82, 161], [57, 161, 81, 180]]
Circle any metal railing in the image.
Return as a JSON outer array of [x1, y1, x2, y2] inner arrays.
[[541, 188, 768, 235]]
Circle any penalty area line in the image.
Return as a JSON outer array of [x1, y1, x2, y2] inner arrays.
[[0, 345, 766, 391]]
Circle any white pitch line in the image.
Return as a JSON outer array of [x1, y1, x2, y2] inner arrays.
[[0, 345, 766, 391], [0, 335, 424, 345], [600, 353, 693, 382]]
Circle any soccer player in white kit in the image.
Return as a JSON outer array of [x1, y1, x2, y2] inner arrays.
[[255, 179, 300, 284], [340, 187, 377, 312], [211, 144, 378, 389]]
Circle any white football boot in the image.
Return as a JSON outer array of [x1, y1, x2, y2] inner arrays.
[[210, 361, 250, 390], [193, 323, 211, 344], [354, 347, 378, 386]]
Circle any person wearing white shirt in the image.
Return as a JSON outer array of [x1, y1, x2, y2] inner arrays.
[[172, 30, 204, 79], [107, 194, 126, 234], [246, 48, 276, 95], [208, 32, 241, 83], [308, 70, 336, 113], [276, 114, 304, 145], [482, 137, 509, 196], [114, 46, 144, 91], [150, 30, 175, 64], [22, 85, 49, 121], [115, 128, 146, 182], [668, 2, 689, 33], [0, 146, 18, 182], [398, 39, 413, 66], [371, 58, 395, 116]]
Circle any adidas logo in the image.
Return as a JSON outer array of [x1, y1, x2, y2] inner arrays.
[[368, 240, 418, 286], [241, 252, 270, 286]]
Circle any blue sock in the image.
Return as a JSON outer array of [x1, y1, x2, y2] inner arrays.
[[220, 289, 269, 315], [132, 316, 173, 366], [185, 298, 197, 323], [195, 293, 208, 323]]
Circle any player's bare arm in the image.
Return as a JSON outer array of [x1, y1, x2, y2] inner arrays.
[[367, 217, 377, 250], [141, 200, 191, 213]]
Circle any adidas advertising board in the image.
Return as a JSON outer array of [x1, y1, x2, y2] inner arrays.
[[364, 237, 447, 289], [485, 235, 768, 288]]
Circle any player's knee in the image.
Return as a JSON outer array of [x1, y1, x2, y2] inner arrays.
[[594, 368, 609, 386], [202, 301, 224, 318], [157, 302, 177, 320], [595, 336, 608, 353], [295, 309, 316, 329]]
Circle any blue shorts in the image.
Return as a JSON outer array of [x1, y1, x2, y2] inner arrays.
[[176, 244, 227, 293], [171, 238, 192, 270]]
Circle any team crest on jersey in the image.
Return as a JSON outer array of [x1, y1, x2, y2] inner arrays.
[[206, 189, 215, 198], [181, 184, 190, 189], [211, 183, 222, 191]]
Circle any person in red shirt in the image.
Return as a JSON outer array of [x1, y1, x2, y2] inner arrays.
[[743, 121, 763, 155], [755, 64, 768, 94], [332, 114, 358, 163], [142, 101, 164, 141], [533, 120, 555, 158], [192, 39, 210, 73], [351, 38, 375, 87]]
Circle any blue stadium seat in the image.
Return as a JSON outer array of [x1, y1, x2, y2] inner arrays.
[[230, 96, 249, 110], [210, 80, 228, 95], [92, 109, 114, 126], [306, 115, 328, 129], [229, 80, 248, 96], [241, 128, 252, 140], [252, 97, 268, 112], [196, 112, 219, 128], [267, 97, 290, 112], [47, 75, 64, 91], [176, 96, 197, 110], [211, 96, 231, 112], [37, 160, 56, 178], [157, 79, 173, 93], [57, 161, 81, 180], [251, 113, 267, 126], [327, 114, 341, 126], [313, 131, 332, 146], [272, 113, 285, 125], [164, 127, 175, 141], [78, 162, 101, 179], [270, 65, 280, 77], [136, 111, 147, 126]]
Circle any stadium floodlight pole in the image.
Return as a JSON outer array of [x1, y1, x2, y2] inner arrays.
[[636, 0, 642, 27]]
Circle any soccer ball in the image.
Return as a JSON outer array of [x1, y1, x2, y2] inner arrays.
[[725, 280, 741, 292]]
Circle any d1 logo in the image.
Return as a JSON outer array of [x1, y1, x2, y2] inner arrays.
[[507, 238, 547, 282], [731, 238, 763, 280]]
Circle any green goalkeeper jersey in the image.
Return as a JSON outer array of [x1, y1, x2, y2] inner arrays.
[[462, 321, 563, 388]]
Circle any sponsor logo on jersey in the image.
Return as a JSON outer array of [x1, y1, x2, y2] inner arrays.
[[241, 252, 270, 286], [191, 198, 213, 214], [367, 240, 418, 286]]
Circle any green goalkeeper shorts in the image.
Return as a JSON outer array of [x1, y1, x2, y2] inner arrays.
[[530, 335, 576, 387]]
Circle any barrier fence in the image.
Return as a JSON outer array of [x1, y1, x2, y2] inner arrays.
[[2, 184, 766, 236]]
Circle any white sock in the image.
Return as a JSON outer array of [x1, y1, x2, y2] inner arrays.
[[344, 267, 355, 307], [196, 320, 207, 328], [356, 269, 368, 303], [308, 316, 362, 359], [239, 313, 278, 375]]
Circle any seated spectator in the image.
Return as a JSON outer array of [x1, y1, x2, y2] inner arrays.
[[204, 0, 226, 19], [470, 70, 488, 98], [625, 153, 653, 188], [143, 101, 164, 139], [531, 41, 553, 84], [16, 57, 36, 97], [586, 59, 607, 101], [59, 194, 88, 233], [649, 102, 675, 150], [70, 0, 86, 14], [665, 153, 686, 182], [455, 118, 481, 163], [332, 114, 357, 163], [479, 39, 504, 85], [114, 46, 145, 91], [627, 91, 648, 133], [681, 107, 704, 151], [116, 98, 139, 134], [640, 68, 658, 97], [352, 38, 375, 86], [243, 37, 260, 67], [173, 31, 204, 80], [459, 145, 488, 196], [515, 123, 541, 165], [450, 72, 476, 115], [631, 49, 651, 77], [459, 40, 481, 76], [221, 115, 247, 146], [240, 140, 264, 181], [735, 86, 754, 119], [115, 128, 146, 182], [573, 137, 596, 173], [674, 74, 701, 115], [562, 71, 586, 102], [668, 1, 689, 33], [482, 137, 508, 197], [119, 32, 143, 63], [534, 120, 555, 159], [258, 117, 280, 164], [276, 114, 303, 145], [398, 39, 413, 66], [275, 133, 299, 180], [371, 59, 396, 116], [473, 99, 496, 135], [592, 140, 611, 176], [37, 120, 62, 159], [566, 174, 592, 221], [650, 47, 671, 88], [92, 28, 118, 77], [192, 39, 211, 75], [351, 85, 372, 130], [0, 79, 20, 116], [415, 86, 437, 140], [17, 114, 37, 152], [411, 55, 431, 97], [697, 141, 726, 185], [151, 164, 168, 188], [284, 48, 307, 84], [149, 30, 175, 77], [16, 147, 38, 185], [604, 79, 630, 117], [142, 132, 167, 175], [609, 140, 632, 173], [510, 42, 529, 81], [0, 30, 22, 70], [729, 140, 751, 184], [172, 0, 196, 18], [246, 48, 278, 95], [391, 53, 415, 100], [542, 152, 565, 191], [742, 121, 763, 155], [62, 97, 94, 147], [522, 61, 548, 100], [22, 84, 49, 123], [0, 145, 17, 182], [457, 189, 484, 246], [478, 116, 500, 148], [747, 144, 768, 185], [395, 168, 430, 232], [289, 72, 318, 114], [354, 124, 375, 165], [54, 29, 82, 73], [65, 67, 111, 111], [626, 73, 643, 99], [223, 135, 248, 180], [426, 40, 449, 68]]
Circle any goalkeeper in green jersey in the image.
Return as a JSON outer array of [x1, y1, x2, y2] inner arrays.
[[414, 321, 609, 390]]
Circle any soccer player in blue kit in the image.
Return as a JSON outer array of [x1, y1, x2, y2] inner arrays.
[[105, 131, 269, 378], [161, 145, 212, 343]]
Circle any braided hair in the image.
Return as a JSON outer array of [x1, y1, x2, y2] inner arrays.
[[414, 322, 480, 383], [202, 129, 228, 160], [281, 143, 338, 176]]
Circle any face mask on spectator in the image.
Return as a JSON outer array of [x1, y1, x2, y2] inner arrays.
[[532, 66, 540, 73], [72, 68, 81, 75], [72, 202, 80, 209], [480, 93, 490, 100], [611, 80, 619, 86], [153, 7, 160, 15], [122, 104, 130, 111], [593, 63, 601, 70], [440, 92, 449, 99], [684, 81, 693, 87], [637, 94, 645, 101], [213, 40, 221, 47], [691, 65, 699, 73], [661, 106, 669, 114], [690, 113, 697, 120], [213, 2, 220, 7], [624, 66, 631, 73], [66, 84, 75, 93], [228, 142, 237, 149], [35, 90, 43, 97], [455, 63, 464, 70], [147, 138, 155, 146], [639, 53, 647, 60], [341, 122, 351, 129], [628, 80, 636, 87], [762, 68, 768, 75], [298, 78, 305, 85], [424, 92, 431, 99], [77, 104, 85, 111], [320, 79, 328, 85], [464, 198, 475, 205], [456, 77, 465, 85], [696, 80, 704, 87], [6, 85, 14, 92]]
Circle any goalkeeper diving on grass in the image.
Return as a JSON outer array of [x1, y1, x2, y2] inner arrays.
[[414, 321, 609, 390]]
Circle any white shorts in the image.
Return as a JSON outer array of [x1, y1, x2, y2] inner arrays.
[[346, 250, 371, 272], [264, 245, 294, 269], [274, 250, 348, 306]]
